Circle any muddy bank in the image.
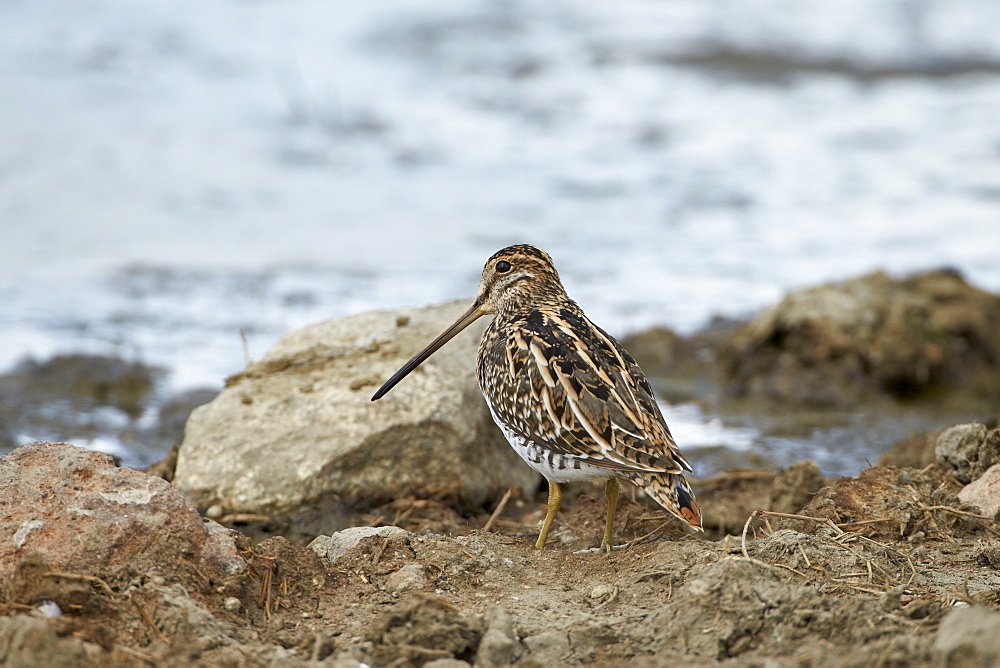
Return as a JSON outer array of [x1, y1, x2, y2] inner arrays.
[[0, 352, 216, 468], [629, 269, 1000, 413], [3, 439, 1000, 666], [718, 269, 1000, 411]]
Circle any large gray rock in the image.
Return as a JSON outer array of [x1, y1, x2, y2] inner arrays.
[[174, 301, 539, 516]]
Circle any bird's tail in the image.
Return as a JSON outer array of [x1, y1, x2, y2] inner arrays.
[[624, 471, 703, 531]]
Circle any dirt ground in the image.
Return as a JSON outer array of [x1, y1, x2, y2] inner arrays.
[[3, 460, 999, 667]]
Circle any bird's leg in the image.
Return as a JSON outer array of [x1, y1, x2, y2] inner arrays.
[[600, 477, 620, 552], [535, 480, 562, 549]]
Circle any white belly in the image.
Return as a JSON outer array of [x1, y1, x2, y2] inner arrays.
[[488, 404, 613, 484]]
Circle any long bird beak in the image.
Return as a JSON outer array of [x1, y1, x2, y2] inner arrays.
[[371, 299, 487, 401]]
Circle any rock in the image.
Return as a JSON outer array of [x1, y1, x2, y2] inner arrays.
[[366, 597, 481, 666], [0, 442, 245, 593], [933, 605, 1000, 665], [477, 628, 514, 667], [308, 526, 410, 565], [0, 615, 99, 666], [477, 605, 515, 666], [147, 583, 236, 649], [424, 660, 471, 668], [523, 630, 569, 663], [174, 301, 540, 520], [385, 564, 427, 593], [568, 622, 619, 661], [720, 270, 1000, 408], [482, 605, 514, 640], [958, 464, 1000, 516], [0, 353, 161, 419], [589, 583, 615, 599], [936, 423, 1000, 484]]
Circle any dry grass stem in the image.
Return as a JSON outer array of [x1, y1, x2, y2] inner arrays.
[[483, 488, 514, 533]]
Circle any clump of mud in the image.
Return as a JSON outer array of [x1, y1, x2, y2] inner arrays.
[[718, 270, 1000, 410]]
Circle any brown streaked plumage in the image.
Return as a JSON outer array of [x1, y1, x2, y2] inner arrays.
[[372, 244, 702, 550]]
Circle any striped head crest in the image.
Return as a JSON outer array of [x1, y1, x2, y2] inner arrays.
[[477, 245, 567, 316]]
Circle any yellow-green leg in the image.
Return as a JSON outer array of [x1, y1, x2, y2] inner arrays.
[[535, 480, 562, 549], [600, 477, 620, 552]]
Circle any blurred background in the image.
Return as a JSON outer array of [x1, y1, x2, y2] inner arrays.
[[2, 0, 999, 470]]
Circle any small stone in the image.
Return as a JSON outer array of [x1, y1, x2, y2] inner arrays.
[[978, 547, 1000, 570], [423, 659, 470, 668], [524, 630, 569, 662], [476, 628, 514, 667], [36, 601, 62, 618], [224, 597, 241, 612], [308, 526, 409, 565], [385, 564, 426, 593], [205, 504, 224, 519], [483, 605, 514, 639], [879, 586, 905, 612], [590, 584, 614, 599], [959, 463, 1000, 516]]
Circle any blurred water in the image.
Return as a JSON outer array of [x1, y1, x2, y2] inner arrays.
[[2, 0, 999, 470]]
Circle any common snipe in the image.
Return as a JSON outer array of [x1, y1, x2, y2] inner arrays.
[[372, 244, 702, 550]]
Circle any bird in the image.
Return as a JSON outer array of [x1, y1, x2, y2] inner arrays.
[[371, 244, 702, 550]]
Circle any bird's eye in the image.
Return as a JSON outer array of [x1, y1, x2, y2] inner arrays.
[[495, 260, 512, 273]]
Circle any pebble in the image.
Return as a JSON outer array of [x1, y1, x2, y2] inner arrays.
[[590, 584, 614, 599], [224, 597, 241, 612], [205, 504, 224, 520], [385, 564, 427, 593], [36, 600, 62, 618]]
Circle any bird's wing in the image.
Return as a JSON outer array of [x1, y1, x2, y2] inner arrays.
[[480, 307, 692, 475]]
